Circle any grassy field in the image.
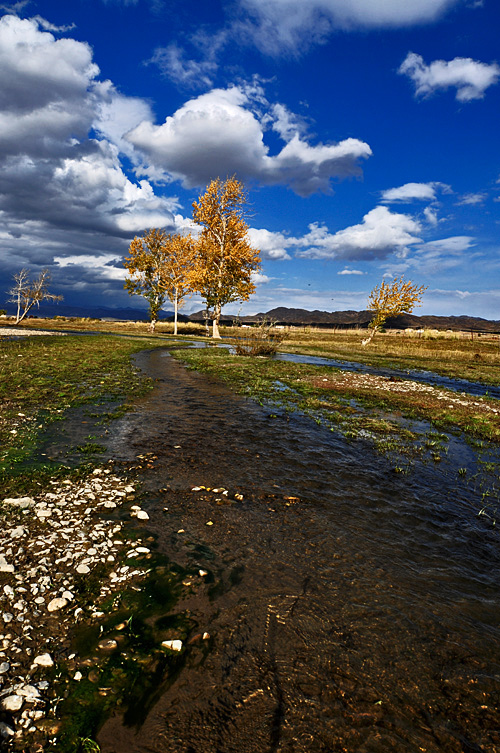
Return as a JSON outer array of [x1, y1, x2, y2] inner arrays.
[[3, 317, 499, 385], [279, 327, 500, 385], [2, 318, 500, 456], [0, 333, 167, 495], [169, 343, 500, 446]]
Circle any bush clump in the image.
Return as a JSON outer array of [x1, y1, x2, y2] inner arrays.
[[233, 320, 285, 356]]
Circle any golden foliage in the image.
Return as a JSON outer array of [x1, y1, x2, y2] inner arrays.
[[123, 228, 195, 332], [190, 177, 261, 337], [363, 276, 427, 345]]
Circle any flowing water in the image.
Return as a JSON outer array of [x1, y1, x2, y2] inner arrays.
[[273, 352, 500, 400], [86, 349, 500, 753], [42, 347, 500, 752]]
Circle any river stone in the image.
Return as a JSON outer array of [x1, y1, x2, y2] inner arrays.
[[136, 510, 149, 520], [0, 556, 14, 573], [0, 722, 15, 738], [161, 639, 183, 652], [33, 653, 53, 667], [18, 685, 40, 700], [2, 695, 23, 711], [76, 564, 90, 575], [97, 639, 118, 652], [2, 497, 35, 509], [36, 509, 52, 518], [0, 662, 9, 673], [47, 597, 68, 612]]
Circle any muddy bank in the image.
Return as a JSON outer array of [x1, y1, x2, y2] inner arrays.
[[92, 350, 500, 753]]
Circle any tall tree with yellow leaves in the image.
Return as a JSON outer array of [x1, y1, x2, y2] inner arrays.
[[362, 275, 428, 345], [123, 228, 194, 333], [190, 177, 261, 338]]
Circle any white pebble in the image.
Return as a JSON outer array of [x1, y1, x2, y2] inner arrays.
[[161, 639, 182, 652], [33, 653, 54, 667], [47, 598, 68, 612]]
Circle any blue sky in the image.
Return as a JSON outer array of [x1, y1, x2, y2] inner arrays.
[[0, 0, 499, 317]]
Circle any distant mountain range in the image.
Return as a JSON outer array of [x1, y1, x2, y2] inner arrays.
[[190, 306, 500, 333], [2, 301, 500, 333], [1, 302, 189, 322]]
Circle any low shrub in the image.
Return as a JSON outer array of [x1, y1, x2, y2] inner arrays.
[[233, 320, 285, 356]]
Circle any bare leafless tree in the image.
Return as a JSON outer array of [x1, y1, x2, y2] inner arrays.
[[8, 268, 63, 324]]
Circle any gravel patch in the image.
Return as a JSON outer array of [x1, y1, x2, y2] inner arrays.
[[0, 328, 67, 338], [314, 372, 500, 415], [0, 467, 150, 750]]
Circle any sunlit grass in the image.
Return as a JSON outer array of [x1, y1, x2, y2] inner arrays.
[[0, 334, 165, 494], [170, 346, 500, 444]]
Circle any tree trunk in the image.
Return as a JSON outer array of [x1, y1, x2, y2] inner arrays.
[[174, 292, 178, 336], [149, 318, 157, 333], [361, 328, 376, 346], [212, 305, 221, 339], [16, 301, 34, 324]]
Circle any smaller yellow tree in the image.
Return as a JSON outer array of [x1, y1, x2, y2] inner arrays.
[[124, 228, 168, 332], [362, 275, 427, 345], [124, 228, 195, 333], [190, 177, 261, 338], [160, 233, 196, 335]]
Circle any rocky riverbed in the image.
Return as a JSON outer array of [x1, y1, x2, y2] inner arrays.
[[0, 466, 154, 751]]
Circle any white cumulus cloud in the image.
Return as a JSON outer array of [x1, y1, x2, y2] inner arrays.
[[150, 42, 219, 90], [0, 14, 179, 257], [295, 207, 422, 260], [399, 52, 500, 101], [456, 192, 487, 205], [126, 84, 372, 196], [247, 228, 292, 260], [381, 181, 450, 203]]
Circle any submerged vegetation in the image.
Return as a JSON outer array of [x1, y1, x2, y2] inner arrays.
[[169, 345, 500, 444]]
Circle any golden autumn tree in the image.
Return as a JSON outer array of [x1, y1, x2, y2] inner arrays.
[[190, 177, 261, 338], [160, 233, 196, 335], [362, 275, 428, 345], [123, 228, 194, 333]]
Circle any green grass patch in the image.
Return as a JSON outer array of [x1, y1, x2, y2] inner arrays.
[[0, 334, 166, 495], [169, 345, 500, 448]]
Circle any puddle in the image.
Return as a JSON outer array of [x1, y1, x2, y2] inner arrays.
[[89, 349, 500, 753]]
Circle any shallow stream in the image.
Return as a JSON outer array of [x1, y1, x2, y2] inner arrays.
[[76, 348, 500, 753]]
